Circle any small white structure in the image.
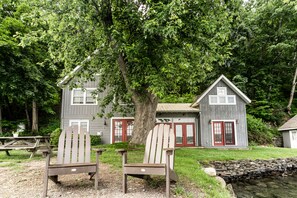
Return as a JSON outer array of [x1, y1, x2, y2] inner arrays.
[[279, 115, 297, 148]]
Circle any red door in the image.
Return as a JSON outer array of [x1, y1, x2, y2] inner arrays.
[[213, 122, 224, 146], [213, 121, 235, 146], [174, 123, 195, 147], [113, 119, 134, 143]]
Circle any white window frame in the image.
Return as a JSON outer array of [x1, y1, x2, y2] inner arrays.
[[69, 120, 90, 133], [210, 120, 237, 146], [71, 88, 98, 105], [209, 86, 236, 105], [217, 87, 227, 96]]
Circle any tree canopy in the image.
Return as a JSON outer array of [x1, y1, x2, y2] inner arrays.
[[27, 0, 238, 143]]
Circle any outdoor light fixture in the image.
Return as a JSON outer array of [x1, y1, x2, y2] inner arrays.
[[104, 118, 107, 126], [209, 120, 212, 124]]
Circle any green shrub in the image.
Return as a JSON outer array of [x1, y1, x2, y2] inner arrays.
[[247, 114, 279, 145], [90, 135, 101, 146], [39, 118, 60, 136], [50, 128, 61, 146]]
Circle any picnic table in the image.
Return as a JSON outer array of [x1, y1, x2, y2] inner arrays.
[[0, 136, 51, 158]]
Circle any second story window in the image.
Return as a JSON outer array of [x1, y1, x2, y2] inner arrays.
[[71, 88, 97, 105], [209, 87, 236, 105]]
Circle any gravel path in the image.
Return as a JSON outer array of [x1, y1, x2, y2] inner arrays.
[[0, 160, 187, 198]]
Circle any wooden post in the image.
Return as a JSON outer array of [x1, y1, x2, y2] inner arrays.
[[95, 152, 99, 190], [43, 152, 50, 198], [123, 152, 127, 193], [166, 153, 170, 198]]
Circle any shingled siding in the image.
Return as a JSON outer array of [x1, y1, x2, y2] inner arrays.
[[60, 80, 113, 144], [199, 80, 248, 148]]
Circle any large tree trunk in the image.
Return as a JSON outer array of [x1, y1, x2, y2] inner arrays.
[[130, 93, 158, 144], [25, 103, 31, 130], [0, 106, 2, 134], [32, 100, 38, 133], [287, 53, 297, 114], [118, 54, 158, 144]]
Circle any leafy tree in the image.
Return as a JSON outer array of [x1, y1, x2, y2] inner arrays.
[[26, 0, 237, 144], [0, 0, 60, 133], [215, 0, 297, 125]]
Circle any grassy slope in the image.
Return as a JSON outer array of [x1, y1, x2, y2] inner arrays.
[[1, 146, 297, 197]]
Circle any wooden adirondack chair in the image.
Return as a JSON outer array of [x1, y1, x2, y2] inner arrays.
[[42, 126, 105, 198], [117, 124, 178, 198]]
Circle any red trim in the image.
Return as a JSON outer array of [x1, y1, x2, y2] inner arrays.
[[112, 119, 134, 143], [212, 121, 235, 146], [174, 123, 195, 147], [225, 122, 235, 145], [213, 122, 224, 146]]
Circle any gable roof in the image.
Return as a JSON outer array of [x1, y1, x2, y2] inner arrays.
[[278, 115, 297, 131], [57, 65, 83, 87], [191, 75, 251, 106], [157, 103, 199, 113], [57, 49, 99, 87]]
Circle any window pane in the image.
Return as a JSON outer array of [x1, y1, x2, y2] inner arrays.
[[227, 96, 235, 104], [186, 125, 194, 144], [219, 96, 226, 104], [86, 90, 96, 104], [80, 122, 88, 132], [70, 122, 79, 127], [213, 123, 222, 143], [126, 121, 134, 141], [210, 96, 218, 104], [225, 122, 235, 145], [175, 125, 183, 144], [114, 121, 123, 143], [73, 90, 84, 104], [217, 87, 227, 96]]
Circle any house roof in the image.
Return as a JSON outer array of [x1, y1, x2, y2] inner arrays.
[[57, 49, 99, 87], [278, 115, 297, 131], [157, 103, 199, 113], [57, 65, 83, 87], [191, 75, 251, 106]]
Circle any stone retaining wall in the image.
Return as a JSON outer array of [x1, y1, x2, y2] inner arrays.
[[209, 158, 297, 183]]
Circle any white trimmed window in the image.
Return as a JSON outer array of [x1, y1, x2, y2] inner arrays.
[[71, 88, 97, 105], [69, 120, 89, 133], [217, 87, 227, 96], [209, 87, 236, 105]]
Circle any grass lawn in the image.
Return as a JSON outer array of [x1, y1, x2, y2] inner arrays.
[[1, 145, 297, 197]]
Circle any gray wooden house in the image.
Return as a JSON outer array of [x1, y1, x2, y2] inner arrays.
[[278, 115, 297, 148], [59, 72, 251, 148]]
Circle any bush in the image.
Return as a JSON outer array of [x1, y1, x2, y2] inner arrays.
[[39, 118, 60, 136], [50, 128, 61, 146], [90, 135, 101, 146], [247, 114, 279, 145]]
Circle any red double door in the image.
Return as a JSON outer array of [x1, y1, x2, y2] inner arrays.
[[113, 119, 134, 143], [212, 121, 235, 146], [174, 123, 195, 147], [112, 119, 195, 147]]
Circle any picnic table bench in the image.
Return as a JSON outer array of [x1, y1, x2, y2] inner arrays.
[[0, 136, 51, 158]]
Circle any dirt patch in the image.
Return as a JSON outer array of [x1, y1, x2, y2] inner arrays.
[[0, 160, 187, 198]]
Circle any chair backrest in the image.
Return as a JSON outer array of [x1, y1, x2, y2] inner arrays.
[[143, 124, 175, 169], [57, 126, 91, 164]]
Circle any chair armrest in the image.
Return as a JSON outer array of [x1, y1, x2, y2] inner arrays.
[[163, 148, 175, 155], [93, 148, 106, 155], [116, 149, 127, 155]]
